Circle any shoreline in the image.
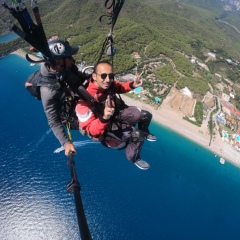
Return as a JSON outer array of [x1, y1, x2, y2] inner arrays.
[[10, 49, 240, 167], [121, 94, 240, 168], [11, 49, 41, 61]]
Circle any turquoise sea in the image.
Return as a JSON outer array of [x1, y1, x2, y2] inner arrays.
[[1, 52, 240, 240], [0, 32, 19, 43]]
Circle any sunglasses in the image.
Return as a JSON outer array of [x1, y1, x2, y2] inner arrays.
[[95, 73, 115, 80]]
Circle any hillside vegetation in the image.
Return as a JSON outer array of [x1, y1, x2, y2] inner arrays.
[[1, 0, 240, 84]]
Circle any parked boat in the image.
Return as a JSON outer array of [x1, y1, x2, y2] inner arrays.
[[220, 157, 225, 164]]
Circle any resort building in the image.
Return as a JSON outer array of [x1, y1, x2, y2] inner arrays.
[[216, 113, 226, 125], [226, 58, 233, 64], [222, 93, 230, 102], [207, 52, 216, 59], [230, 92, 235, 99], [221, 100, 233, 116]]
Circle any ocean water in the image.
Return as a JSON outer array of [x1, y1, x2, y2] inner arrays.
[[0, 32, 19, 43], [1, 53, 240, 240]]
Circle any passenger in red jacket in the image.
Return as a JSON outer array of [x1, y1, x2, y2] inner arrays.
[[75, 61, 157, 170]]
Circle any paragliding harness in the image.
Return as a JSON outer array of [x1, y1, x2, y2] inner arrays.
[[57, 65, 98, 132], [77, 78, 141, 152], [58, 76, 81, 131], [24, 64, 91, 131]]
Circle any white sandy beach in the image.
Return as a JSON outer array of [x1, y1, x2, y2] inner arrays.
[[11, 49, 41, 61], [11, 49, 240, 167], [121, 94, 240, 167]]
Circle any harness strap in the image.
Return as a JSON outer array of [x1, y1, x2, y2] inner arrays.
[[98, 0, 125, 63], [2, 1, 55, 66], [66, 122, 73, 142], [26, 54, 45, 63], [57, 77, 79, 146]]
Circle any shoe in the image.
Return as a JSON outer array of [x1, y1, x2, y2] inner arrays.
[[146, 133, 157, 141], [134, 159, 150, 170]]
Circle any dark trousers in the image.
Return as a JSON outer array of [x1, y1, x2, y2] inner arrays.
[[119, 106, 152, 135], [102, 106, 152, 163]]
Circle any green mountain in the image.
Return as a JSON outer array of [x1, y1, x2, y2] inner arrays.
[[1, 0, 240, 77]]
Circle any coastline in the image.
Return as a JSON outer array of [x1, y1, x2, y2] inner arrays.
[[121, 94, 240, 168], [11, 49, 41, 61], [10, 49, 240, 167]]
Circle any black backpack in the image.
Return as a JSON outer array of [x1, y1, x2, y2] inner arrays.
[[25, 69, 80, 130], [25, 70, 42, 100]]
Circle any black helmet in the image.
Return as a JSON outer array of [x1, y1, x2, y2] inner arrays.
[[48, 40, 79, 60]]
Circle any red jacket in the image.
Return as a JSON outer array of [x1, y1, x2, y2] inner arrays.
[[75, 79, 134, 137]]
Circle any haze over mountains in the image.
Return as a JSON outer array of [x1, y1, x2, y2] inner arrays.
[[220, 0, 240, 11], [177, 0, 240, 11]]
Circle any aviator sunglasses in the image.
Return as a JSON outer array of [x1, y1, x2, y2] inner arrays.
[[95, 72, 115, 80]]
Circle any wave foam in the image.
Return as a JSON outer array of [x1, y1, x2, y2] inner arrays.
[[16, 129, 52, 160], [54, 140, 99, 153]]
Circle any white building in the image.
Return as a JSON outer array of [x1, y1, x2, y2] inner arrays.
[[208, 52, 216, 59], [230, 92, 235, 99]]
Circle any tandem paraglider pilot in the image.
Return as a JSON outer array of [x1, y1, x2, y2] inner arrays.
[[25, 40, 84, 156], [75, 61, 157, 170]]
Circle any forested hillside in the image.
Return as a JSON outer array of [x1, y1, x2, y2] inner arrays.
[[1, 0, 240, 76]]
